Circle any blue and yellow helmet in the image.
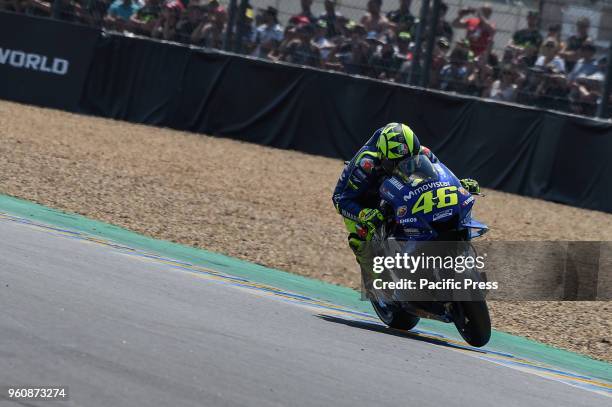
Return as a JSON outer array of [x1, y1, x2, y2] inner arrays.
[[376, 122, 420, 172]]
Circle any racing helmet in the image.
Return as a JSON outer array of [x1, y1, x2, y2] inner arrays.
[[376, 122, 421, 174]]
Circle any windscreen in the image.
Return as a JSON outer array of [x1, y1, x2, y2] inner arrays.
[[393, 154, 439, 186]]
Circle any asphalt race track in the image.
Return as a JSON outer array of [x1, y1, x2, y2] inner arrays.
[[0, 216, 609, 407]]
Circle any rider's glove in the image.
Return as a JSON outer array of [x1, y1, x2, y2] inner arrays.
[[460, 178, 480, 194], [357, 208, 384, 240]]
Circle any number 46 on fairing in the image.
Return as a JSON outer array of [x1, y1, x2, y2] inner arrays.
[[411, 186, 458, 214]]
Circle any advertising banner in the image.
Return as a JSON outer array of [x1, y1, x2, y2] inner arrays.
[[0, 12, 99, 110]]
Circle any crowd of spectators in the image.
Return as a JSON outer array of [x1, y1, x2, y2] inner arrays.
[[2, 0, 608, 117]]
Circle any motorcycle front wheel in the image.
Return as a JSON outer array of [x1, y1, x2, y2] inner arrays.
[[453, 301, 491, 347]]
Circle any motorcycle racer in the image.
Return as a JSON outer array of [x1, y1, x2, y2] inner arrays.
[[332, 122, 480, 263]]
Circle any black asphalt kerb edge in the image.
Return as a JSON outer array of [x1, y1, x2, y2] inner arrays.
[[2, 11, 612, 213]]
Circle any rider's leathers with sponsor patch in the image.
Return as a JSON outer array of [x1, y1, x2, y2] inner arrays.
[[331, 128, 437, 258]]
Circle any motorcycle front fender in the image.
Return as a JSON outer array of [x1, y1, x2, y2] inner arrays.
[[462, 218, 489, 238]]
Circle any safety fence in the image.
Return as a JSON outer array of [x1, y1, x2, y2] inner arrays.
[[1, 10, 612, 214], [3, 0, 612, 118]]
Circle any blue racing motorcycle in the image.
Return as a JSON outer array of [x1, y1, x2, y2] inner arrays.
[[368, 154, 491, 347]]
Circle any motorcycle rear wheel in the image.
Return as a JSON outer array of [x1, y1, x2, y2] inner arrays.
[[453, 301, 491, 347], [370, 298, 420, 330]]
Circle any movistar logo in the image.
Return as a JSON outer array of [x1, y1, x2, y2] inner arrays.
[[403, 181, 450, 201]]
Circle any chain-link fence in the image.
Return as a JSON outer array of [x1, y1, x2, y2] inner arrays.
[[2, 0, 612, 118]]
